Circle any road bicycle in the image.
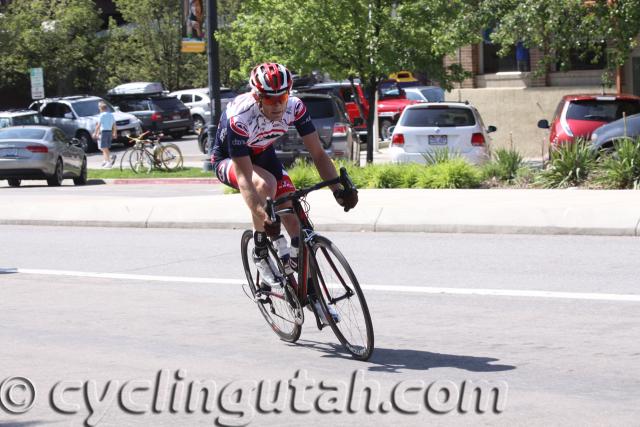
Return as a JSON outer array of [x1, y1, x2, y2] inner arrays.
[[240, 167, 374, 361], [120, 131, 184, 173]]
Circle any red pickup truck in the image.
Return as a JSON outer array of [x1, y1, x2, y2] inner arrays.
[[298, 81, 419, 140]]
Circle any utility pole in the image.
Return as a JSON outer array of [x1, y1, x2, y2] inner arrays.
[[205, 0, 221, 168]]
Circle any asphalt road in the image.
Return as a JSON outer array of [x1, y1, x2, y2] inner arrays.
[[1, 226, 639, 426]]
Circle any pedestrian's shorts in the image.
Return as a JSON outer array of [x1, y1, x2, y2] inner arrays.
[[99, 130, 113, 149]]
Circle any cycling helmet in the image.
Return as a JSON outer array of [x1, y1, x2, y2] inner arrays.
[[249, 63, 293, 97]]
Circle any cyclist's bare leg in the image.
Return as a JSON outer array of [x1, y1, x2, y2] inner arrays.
[[249, 164, 277, 230]]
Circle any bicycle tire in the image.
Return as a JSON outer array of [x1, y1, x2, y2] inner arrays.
[[309, 235, 374, 360], [128, 148, 154, 174], [119, 148, 136, 171], [241, 230, 302, 342], [158, 143, 184, 171]]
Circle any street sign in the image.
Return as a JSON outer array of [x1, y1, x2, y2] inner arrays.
[[30, 68, 45, 100]]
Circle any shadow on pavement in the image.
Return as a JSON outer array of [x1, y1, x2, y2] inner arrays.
[[293, 340, 516, 373], [0, 422, 50, 427], [0, 268, 18, 274]]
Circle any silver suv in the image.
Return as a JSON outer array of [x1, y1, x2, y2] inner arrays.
[[0, 109, 44, 128], [169, 87, 237, 133], [30, 96, 142, 152]]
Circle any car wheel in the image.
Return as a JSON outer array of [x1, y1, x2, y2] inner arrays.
[[198, 132, 211, 154], [47, 159, 64, 187], [193, 115, 205, 134], [169, 131, 184, 140], [77, 130, 97, 153], [379, 119, 393, 141], [7, 179, 21, 187], [73, 158, 88, 186]]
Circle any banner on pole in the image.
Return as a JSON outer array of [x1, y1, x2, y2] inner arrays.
[[181, 0, 205, 53]]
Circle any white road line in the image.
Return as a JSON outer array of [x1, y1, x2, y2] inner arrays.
[[9, 268, 640, 303]]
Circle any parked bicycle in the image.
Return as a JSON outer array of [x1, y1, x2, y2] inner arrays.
[[120, 131, 184, 173], [240, 167, 374, 360]]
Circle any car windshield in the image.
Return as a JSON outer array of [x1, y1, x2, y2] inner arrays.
[[73, 100, 113, 117], [401, 107, 476, 127], [0, 128, 46, 139], [152, 98, 185, 112], [420, 88, 445, 102], [567, 100, 640, 122], [302, 98, 334, 119]]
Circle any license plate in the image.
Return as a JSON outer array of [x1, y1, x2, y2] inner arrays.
[[428, 135, 447, 145], [172, 114, 181, 120], [0, 148, 18, 157]]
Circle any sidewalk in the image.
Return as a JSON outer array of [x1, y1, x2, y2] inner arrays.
[[1, 188, 639, 236]]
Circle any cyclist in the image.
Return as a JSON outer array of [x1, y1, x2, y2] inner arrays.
[[211, 63, 358, 322]]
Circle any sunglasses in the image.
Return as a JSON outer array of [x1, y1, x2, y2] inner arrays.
[[261, 93, 289, 106]]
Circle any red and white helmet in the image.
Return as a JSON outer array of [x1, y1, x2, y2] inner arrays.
[[249, 63, 293, 97]]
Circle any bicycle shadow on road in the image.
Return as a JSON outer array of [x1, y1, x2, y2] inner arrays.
[[293, 340, 515, 374], [0, 422, 49, 427]]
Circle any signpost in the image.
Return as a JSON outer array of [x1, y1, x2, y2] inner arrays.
[[29, 68, 45, 100]]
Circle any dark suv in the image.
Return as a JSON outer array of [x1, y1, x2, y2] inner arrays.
[[273, 93, 360, 166], [107, 95, 192, 139]]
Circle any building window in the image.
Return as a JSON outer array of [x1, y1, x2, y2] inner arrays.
[[482, 29, 528, 73], [557, 48, 606, 71]]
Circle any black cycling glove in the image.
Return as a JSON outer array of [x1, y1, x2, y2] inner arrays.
[[334, 188, 358, 212]]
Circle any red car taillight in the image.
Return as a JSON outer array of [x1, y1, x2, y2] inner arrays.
[[332, 123, 348, 137], [151, 112, 162, 121], [26, 145, 48, 153], [471, 132, 485, 146], [391, 133, 405, 146]]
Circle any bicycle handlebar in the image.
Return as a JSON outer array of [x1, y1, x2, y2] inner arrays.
[[265, 167, 356, 218]]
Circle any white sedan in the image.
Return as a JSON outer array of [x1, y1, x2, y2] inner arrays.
[[388, 102, 496, 165]]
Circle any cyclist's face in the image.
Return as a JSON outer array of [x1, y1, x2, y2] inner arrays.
[[259, 93, 288, 121]]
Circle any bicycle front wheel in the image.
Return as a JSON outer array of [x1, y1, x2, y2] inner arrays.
[[158, 144, 183, 171], [309, 235, 374, 360], [241, 230, 302, 343], [128, 149, 154, 174]]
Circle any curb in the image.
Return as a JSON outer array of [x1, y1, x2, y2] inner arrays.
[[0, 218, 637, 237], [109, 178, 219, 185]]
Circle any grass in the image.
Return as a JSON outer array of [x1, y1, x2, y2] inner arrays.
[[88, 167, 213, 179]]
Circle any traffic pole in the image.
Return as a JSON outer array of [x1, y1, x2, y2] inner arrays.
[[204, 0, 222, 171]]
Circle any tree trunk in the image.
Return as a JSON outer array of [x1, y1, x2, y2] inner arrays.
[[365, 75, 378, 164]]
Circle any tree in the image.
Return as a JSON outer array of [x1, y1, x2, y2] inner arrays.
[[0, 0, 102, 100], [99, 0, 204, 92], [481, 0, 640, 88], [223, 0, 482, 163]]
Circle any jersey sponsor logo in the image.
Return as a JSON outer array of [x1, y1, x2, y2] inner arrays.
[[231, 137, 246, 146], [230, 117, 250, 137], [294, 101, 307, 121]]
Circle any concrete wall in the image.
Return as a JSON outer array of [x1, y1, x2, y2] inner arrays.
[[445, 86, 602, 158]]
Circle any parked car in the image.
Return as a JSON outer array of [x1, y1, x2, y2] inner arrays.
[[0, 109, 44, 128], [298, 81, 418, 140], [29, 96, 142, 153], [403, 86, 446, 103], [107, 82, 192, 139], [537, 94, 640, 147], [590, 112, 640, 153], [388, 102, 496, 165], [196, 94, 360, 165], [273, 93, 360, 166], [388, 71, 420, 83], [0, 126, 87, 187], [169, 87, 237, 133]]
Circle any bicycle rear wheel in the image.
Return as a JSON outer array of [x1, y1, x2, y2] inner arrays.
[[241, 230, 302, 342], [309, 235, 374, 360], [128, 149, 154, 174], [158, 144, 183, 171]]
